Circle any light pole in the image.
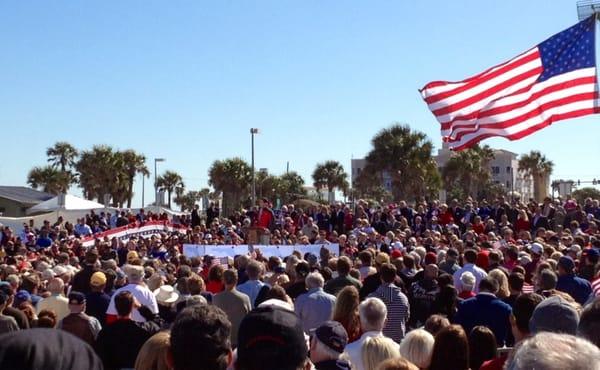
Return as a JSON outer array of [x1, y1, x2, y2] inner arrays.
[[250, 128, 259, 206], [154, 158, 166, 207]]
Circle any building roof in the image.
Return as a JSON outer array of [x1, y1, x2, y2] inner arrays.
[[0, 186, 54, 205]]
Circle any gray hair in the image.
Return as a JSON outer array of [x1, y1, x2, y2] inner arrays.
[[505, 332, 600, 370], [305, 272, 325, 289], [537, 269, 558, 291], [359, 297, 387, 332]]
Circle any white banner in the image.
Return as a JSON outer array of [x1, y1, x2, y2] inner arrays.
[[182, 244, 339, 259]]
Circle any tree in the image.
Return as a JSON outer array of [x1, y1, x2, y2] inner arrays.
[[312, 161, 349, 201], [121, 150, 149, 208], [156, 171, 185, 209], [353, 170, 393, 203], [46, 142, 78, 172], [518, 151, 554, 202], [442, 145, 495, 200], [76, 145, 129, 206], [363, 124, 441, 201], [208, 158, 253, 216], [572, 187, 600, 204], [279, 171, 307, 204], [27, 165, 75, 195], [174, 190, 201, 212]]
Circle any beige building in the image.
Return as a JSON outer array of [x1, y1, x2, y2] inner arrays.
[[0, 186, 53, 217]]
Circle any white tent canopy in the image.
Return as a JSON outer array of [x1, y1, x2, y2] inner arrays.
[[27, 194, 106, 214]]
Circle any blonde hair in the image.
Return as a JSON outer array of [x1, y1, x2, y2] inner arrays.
[[399, 329, 434, 369], [134, 331, 170, 370], [489, 269, 510, 299], [362, 336, 400, 370]]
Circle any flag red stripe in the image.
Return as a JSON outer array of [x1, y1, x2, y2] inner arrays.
[[440, 76, 597, 131], [449, 107, 600, 150], [432, 67, 543, 117], [447, 91, 599, 141], [425, 50, 540, 104]]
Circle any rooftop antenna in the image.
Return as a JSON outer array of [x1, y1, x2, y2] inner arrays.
[[577, 0, 600, 20]]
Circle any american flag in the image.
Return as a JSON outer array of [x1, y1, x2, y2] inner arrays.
[[420, 16, 599, 151], [592, 276, 600, 297]]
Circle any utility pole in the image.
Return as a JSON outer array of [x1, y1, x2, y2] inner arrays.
[[154, 158, 166, 207], [250, 128, 259, 206]]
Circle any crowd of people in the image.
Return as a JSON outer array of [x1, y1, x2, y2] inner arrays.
[[0, 194, 599, 370]]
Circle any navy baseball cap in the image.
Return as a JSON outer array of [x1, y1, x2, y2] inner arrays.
[[311, 321, 348, 353]]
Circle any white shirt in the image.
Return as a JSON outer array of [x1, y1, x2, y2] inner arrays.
[[37, 294, 70, 321], [106, 283, 159, 322], [453, 263, 488, 293], [343, 331, 389, 370]]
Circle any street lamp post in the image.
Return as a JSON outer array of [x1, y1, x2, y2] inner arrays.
[[154, 158, 166, 207], [250, 128, 259, 206]]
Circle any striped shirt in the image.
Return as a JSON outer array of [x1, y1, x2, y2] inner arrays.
[[369, 283, 410, 343]]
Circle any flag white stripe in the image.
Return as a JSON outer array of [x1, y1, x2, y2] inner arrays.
[[422, 49, 539, 98], [427, 57, 542, 111]]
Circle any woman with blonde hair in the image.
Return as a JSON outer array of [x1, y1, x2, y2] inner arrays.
[[333, 286, 361, 342], [362, 336, 401, 370], [134, 331, 170, 370], [488, 269, 510, 299], [398, 329, 434, 369]]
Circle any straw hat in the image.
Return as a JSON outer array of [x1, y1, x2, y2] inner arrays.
[[154, 285, 179, 305]]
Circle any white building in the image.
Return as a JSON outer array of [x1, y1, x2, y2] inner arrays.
[[351, 158, 393, 193]]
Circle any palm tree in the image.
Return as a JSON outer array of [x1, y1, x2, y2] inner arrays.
[[122, 150, 149, 208], [208, 158, 252, 216], [76, 145, 129, 206], [518, 151, 554, 202], [27, 165, 75, 195], [312, 161, 349, 202], [279, 171, 307, 203], [174, 190, 201, 212], [364, 124, 441, 201], [156, 171, 185, 209], [442, 145, 495, 199], [47, 142, 78, 172]]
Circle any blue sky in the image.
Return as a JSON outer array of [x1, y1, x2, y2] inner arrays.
[[1, 1, 599, 207]]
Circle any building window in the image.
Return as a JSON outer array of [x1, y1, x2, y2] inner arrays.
[[492, 166, 500, 174], [506, 181, 510, 188], [357, 168, 361, 175], [506, 166, 511, 173]]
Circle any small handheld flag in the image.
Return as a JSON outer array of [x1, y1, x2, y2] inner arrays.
[[420, 16, 599, 151]]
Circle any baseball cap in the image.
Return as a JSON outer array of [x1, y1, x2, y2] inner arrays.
[[425, 252, 437, 265], [391, 249, 403, 260], [237, 306, 308, 370], [311, 321, 348, 353], [529, 295, 579, 335], [90, 271, 107, 287], [582, 248, 600, 263], [558, 256, 575, 272], [68, 291, 86, 305], [15, 290, 31, 305]]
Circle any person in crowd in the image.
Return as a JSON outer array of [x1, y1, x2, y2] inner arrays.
[[333, 286, 362, 343], [468, 326, 497, 370], [96, 291, 160, 370], [555, 255, 593, 305], [71, 249, 100, 295], [398, 328, 434, 370], [423, 314, 450, 336], [286, 261, 310, 299], [453, 249, 488, 293], [206, 264, 226, 294], [376, 358, 419, 370], [85, 271, 110, 326], [458, 271, 476, 299], [36, 309, 58, 328], [454, 276, 512, 346], [213, 269, 251, 346], [529, 295, 580, 335], [577, 297, 600, 348], [135, 331, 171, 370], [343, 297, 391, 370], [324, 256, 362, 296], [408, 264, 438, 328], [0, 283, 29, 329], [58, 291, 101, 346], [309, 321, 351, 370], [295, 271, 336, 333], [368, 263, 410, 342], [428, 324, 470, 370], [504, 332, 600, 370], [237, 260, 268, 308], [106, 264, 159, 323], [0, 328, 104, 370], [236, 305, 310, 370], [168, 304, 232, 370], [361, 336, 401, 370], [154, 285, 179, 324], [36, 277, 69, 321], [0, 291, 19, 334]]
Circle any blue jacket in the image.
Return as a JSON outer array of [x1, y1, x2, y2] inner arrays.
[[556, 274, 593, 305], [455, 293, 512, 346]]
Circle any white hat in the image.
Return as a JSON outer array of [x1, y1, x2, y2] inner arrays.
[[41, 268, 56, 281], [529, 242, 544, 255], [154, 285, 179, 305], [569, 244, 582, 253], [258, 298, 294, 311], [460, 271, 476, 290], [53, 265, 68, 276]]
